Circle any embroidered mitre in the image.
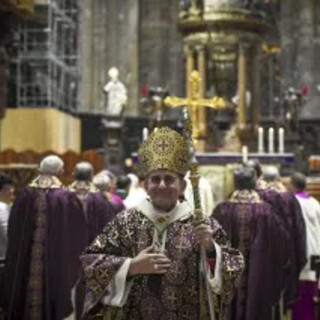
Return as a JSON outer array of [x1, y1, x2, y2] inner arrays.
[[138, 127, 190, 176]]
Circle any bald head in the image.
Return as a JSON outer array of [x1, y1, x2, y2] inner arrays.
[[39, 155, 64, 176], [246, 159, 262, 178], [74, 162, 94, 181], [263, 166, 280, 183]]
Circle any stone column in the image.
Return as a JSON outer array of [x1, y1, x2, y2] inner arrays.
[[79, 0, 94, 111], [79, 0, 140, 114], [238, 44, 247, 128], [281, 0, 320, 119], [251, 44, 261, 127], [140, 0, 184, 103], [197, 45, 207, 137]]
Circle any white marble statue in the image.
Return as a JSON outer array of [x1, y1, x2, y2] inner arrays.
[[103, 67, 127, 116]]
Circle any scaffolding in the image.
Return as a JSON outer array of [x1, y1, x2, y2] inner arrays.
[[15, 0, 79, 111]]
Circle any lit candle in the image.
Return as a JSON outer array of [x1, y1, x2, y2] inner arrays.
[[242, 145, 248, 164], [278, 128, 284, 154], [154, 127, 158, 133], [258, 127, 264, 153], [268, 128, 274, 153], [142, 127, 148, 141]]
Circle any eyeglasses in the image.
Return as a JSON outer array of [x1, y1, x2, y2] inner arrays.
[[149, 174, 178, 186]]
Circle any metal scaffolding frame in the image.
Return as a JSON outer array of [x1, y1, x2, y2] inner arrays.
[[16, 0, 79, 111]]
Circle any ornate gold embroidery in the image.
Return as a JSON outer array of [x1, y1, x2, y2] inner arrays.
[[229, 190, 262, 204], [138, 127, 190, 175], [256, 179, 268, 190], [26, 190, 47, 317], [268, 181, 287, 193], [68, 180, 98, 199], [29, 175, 63, 189]]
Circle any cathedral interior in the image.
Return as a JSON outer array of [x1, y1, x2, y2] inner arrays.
[[0, 0, 320, 199], [1, 2, 320, 319]]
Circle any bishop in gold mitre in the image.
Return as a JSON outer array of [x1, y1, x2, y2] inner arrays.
[[80, 127, 244, 320]]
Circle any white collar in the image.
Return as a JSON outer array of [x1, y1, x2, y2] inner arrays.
[[136, 198, 192, 231]]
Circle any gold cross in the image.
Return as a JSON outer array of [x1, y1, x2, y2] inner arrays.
[[164, 70, 226, 141]]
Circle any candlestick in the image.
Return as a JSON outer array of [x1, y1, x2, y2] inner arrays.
[[258, 127, 264, 153], [268, 128, 274, 153], [142, 127, 148, 141], [242, 145, 248, 164], [278, 128, 284, 154]]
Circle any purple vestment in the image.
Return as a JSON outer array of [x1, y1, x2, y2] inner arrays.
[[68, 181, 118, 244], [257, 182, 307, 306], [292, 281, 317, 320], [80, 204, 244, 319], [1, 175, 88, 320], [212, 190, 290, 320], [96, 192, 125, 218]]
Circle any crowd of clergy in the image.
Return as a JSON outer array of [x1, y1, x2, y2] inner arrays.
[[0, 129, 319, 320]]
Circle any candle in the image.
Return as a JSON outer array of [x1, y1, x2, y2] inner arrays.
[[156, 109, 162, 122], [258, 127, 264, 153], [142, 127, 149, 141], [278, 128, 284, 153], [242, 145, 248, 164], [154, 127, 158, 133], [268, 128, 274, 153]]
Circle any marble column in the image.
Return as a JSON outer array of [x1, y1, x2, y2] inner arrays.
[[139, 0, 184, 103], [251, 44, 261, 127], [79, 0, 140, 115], [238, 44, 247, 128], [281, 0, 320, 119]]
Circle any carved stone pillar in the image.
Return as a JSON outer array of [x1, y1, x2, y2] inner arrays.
[[251, 44, 261, 127], [197, 45, 207, 137], [238, 44, 247, 128]]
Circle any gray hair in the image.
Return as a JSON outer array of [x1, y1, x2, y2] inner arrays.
[[263, 166, 280, 182], [39, 155, 64, 176], [74, 162, 93, 181], [92, 174, 111, 192]]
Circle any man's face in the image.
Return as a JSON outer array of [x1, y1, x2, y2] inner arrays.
[[145, 169, 186, 212], [0, 184, 14, 203]]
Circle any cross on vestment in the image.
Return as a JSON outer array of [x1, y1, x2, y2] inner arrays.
[[126, 229, 134, 238], [164, 70, 226, 142], [176, 237, 188, 253], [168, 292, 178, 303]]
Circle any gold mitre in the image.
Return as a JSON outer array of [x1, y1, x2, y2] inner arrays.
[[138, 127, 190, 176]]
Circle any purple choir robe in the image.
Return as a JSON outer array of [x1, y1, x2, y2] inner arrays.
[[212, 190, 290, 320], [1, 175, 88, 320], [257, 181, 307, 306], [96, 191, 125, 216], [80, 200, 244, 320], [68, 181, 118, 244], [69, 181, 120, 318]]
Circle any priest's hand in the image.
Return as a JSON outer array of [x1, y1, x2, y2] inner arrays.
[[128, 245, 171, 276], [194, 223, 215, 252]]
